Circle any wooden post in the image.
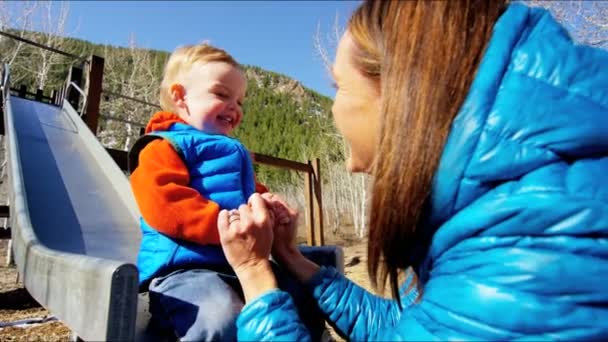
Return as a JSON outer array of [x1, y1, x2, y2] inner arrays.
[[84, 55, 104, 135], [67, 64, 83, 110], [18, 85, 26, 98], [304, 161, 316, 246], [35, 89, 43, 101], [312, 158, 324, 246], [51, 89, 57, 104]]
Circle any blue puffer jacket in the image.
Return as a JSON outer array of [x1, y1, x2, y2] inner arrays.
[[237, 4, 608, 341], [135, 122, 256, 285]]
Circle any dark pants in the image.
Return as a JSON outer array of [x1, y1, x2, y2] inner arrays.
[[149, 263, 325, 341]]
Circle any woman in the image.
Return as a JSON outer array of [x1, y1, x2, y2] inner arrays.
[[219, 1, 608, 340]]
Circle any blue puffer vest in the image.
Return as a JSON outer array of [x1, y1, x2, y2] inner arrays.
[[132, 122, 256, 286]]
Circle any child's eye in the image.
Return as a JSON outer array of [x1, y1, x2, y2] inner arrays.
[[237, 101, 243, 107], [215, 92, 228, 98]]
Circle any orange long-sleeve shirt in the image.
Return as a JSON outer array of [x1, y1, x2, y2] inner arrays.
[[130, 112, 267, 245]]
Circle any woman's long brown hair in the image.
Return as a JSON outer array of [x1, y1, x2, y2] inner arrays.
[[347, 0, 507, 302]]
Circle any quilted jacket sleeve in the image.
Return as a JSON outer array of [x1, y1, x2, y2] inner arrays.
[[237, 290, 312, 342], [235, 267, 417, 341], [308, 267, 417, 341]]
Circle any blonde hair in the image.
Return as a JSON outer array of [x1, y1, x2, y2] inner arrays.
[[159, 43, 242, 112]]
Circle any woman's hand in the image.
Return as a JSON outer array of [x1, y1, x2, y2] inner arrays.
[[260, 193, 300, 262], [218, 193, 278, 302]]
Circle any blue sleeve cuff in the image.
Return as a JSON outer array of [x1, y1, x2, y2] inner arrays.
[[306, 266, 339, 289], [237, 289, 311, 341]]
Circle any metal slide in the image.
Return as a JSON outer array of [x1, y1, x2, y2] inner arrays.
[[2, 65, 344, 341], [3, 66, 141, 340]]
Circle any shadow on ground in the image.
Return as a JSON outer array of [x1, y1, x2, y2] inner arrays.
[[0, 288, 41, 310]]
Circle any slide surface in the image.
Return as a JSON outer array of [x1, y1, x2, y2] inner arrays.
[[4, 90, 140, 340]]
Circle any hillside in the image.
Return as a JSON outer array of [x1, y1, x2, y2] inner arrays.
[[0, 30, 343, 186]]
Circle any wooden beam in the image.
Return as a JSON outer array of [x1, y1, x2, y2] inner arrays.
[[84, 55, 104, 135], [312, 158, 324, 246], [252, 153, 312, 173], [304, 161, 316, 246]]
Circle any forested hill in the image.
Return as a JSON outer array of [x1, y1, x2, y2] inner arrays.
[[1, 30, 344, 185]]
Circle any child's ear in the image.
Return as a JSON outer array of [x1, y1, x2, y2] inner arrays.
[[170, 84, 187, 109]]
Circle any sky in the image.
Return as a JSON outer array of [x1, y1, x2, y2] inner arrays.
[[8, 1, 605, 98], [55, 1, 361, 98]]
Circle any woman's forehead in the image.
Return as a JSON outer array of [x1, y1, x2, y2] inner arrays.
[[334, 32, 356, 75]]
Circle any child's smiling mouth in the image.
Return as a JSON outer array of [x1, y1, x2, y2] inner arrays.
[[218, 114, 235, 126]]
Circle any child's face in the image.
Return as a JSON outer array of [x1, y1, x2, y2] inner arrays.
[[178, 61, 246, 135]]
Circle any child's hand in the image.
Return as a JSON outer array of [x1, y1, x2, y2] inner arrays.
[[260, 193, 299, 261]]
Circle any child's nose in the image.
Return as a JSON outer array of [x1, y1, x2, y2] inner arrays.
[[228, 99, 238, 111]]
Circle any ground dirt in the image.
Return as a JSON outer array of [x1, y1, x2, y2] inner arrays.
[[0, 232, 372, 341]]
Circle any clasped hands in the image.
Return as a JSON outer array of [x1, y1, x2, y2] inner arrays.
[[218, 193, 299, 278]]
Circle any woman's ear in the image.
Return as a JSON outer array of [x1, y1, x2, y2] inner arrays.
[[170, 84, 187, 109]]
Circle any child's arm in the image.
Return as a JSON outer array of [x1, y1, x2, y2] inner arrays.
[[130, 139, 221, 244], [255, 181, 269, 194]]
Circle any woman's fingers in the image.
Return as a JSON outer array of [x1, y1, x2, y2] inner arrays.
[[218, 209, 230, 233], [260, 192, 275, 201], [238, 203, 252, 233], [260, 193, 283, 224], [249, 193, 273, 227], [248, 193, 267, 209]]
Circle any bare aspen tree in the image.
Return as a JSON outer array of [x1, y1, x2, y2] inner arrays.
[[0, 1, 82, 90], [0, 1, 40, 85], [20, 2, 73, 89], [99, 35, 163, 150], [336, 141, 369, 238], [313, 12, 343, 75]]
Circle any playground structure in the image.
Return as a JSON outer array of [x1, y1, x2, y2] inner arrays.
[[0, 33, 343, 341]]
